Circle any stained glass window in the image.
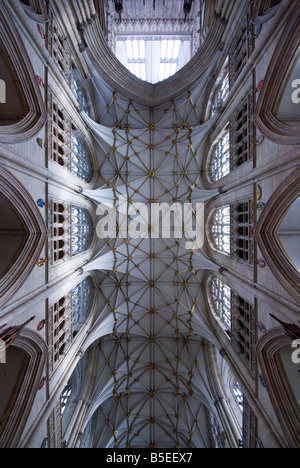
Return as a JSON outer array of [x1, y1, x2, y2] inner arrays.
[[210, 70, 230, 118], [232, 381, 244, 413], [71, 134, 92, 183], [115, 35, 191, 84], [72, 277, 93, 331], [210, 276, 232, 332], [61, 383, 72, 415], [71, 207, 92, 255], [71, 68, 89, 114], [211, 206, 231, 255], [209, 130, 230, 182]]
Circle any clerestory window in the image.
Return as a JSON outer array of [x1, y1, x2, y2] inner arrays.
[[115, 35, 192, 84]]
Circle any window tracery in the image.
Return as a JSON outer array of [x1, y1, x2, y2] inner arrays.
[[229, 90, 254, 169], [210, 206, 231, 255], [209, 276, 232, 335], [71, 134, 92, 183], [71, 67, 90, 115], [61, 383, 72, 415], [72, 277, 94, 331], [209, 59, 230, 119], [208, 276, 256, 371], [232, 295, 256, 372], [229, 1, 255, 85], [209, 130, 230, 183], [210, 200, 254, 263], [71, 207, 92, 255], [232, 200, 254, 264], [48, 278, 94, 372], [242, 397, 258, 448], [208, 90, 254, 182], [49, 202, 93, 265], [232, 381, 244, 412], [47, 9, 71, 84], [48, 95, 92, 182]]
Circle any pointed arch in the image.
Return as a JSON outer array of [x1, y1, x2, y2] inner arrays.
[[251, 0, 282, 24], [19, 0, 48, 22], [0, 167, 47, 307], [254, 1, 300, 145], [255, 168, 300, 303], [0, 328, 48, 448], [256, 328, 300, 448], [0, 0, 47, 143]]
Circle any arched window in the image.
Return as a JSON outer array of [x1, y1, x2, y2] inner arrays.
[[210, 206, 231, 255], [71, 67, 90, 115], [229, 1, 255, 85], [208, 276, 256, 368], [61, 383, 72, 415], [209, 276, 232, 334], [47, 8, 71, 83], [208, 91, 254, 183], [210, 201, 253, 263], [232, 296, 256, 372], [71, 134, 92, 182], [72, 277, 93, 332], [232, 201, 254, 263], [209, 130, 230, 182], [232, 381, 244, 412], [49, 202, 93, 264], [48, 278, 94, 372], [49, 96, 93, 183], [208, 58, 230, 119], [71, 207, 92, 255]]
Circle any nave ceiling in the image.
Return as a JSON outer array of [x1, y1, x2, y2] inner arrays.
[[59, 0, 244, 449]]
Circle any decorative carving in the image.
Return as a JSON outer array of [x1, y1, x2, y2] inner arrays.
[[270, 314, 300, 341], [0, 317, 35, 350]]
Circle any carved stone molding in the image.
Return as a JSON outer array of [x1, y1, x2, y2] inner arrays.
[[254, 167, 300, 303], [0, 329, 48, 448], [256, 328, 300, 448], [251, 0, 282, 24], [254, 1, 300, 145], [0, 167, 47, 307], [19, 0, 49, 23], [0, 0, 47, 143]]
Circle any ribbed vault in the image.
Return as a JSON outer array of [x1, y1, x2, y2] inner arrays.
[[74, 19, 225, 448], [82, 336, 218, 449]]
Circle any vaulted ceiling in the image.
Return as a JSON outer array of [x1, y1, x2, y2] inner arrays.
[[64, 0, 241, 449]]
